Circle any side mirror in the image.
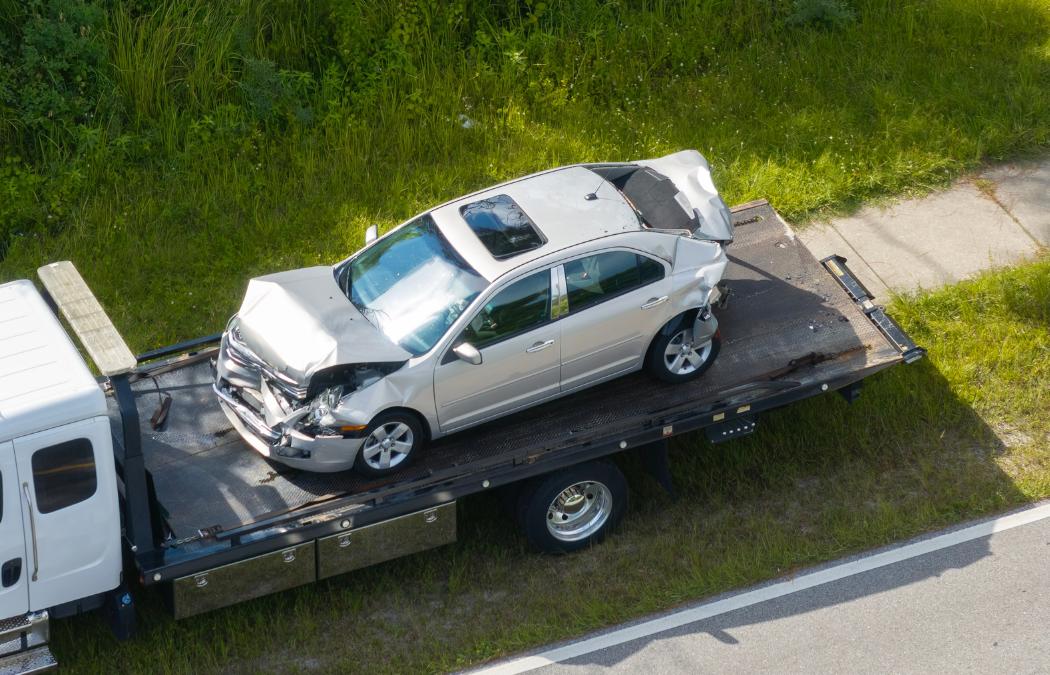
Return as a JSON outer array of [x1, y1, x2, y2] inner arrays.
[[365, 225, 378, 244], [453, 343, 482, 366]]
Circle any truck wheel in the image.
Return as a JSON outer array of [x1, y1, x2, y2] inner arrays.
[[647, 325, 721, 384], [516, 461, 628, 553], [353, 412, 423, 477]]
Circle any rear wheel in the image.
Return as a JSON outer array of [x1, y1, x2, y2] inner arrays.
[[516, 461, 628, 553], [647, 324, 721, 384], [353, 412, 423, 477]]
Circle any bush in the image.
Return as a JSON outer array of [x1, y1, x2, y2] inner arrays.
[[785, 0, 857, 28], [0, 0, 107, 132]]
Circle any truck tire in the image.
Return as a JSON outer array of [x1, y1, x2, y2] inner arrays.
[[353, 411, 423, 477], [647, 324, 721, 384], [516, 461, 628, 553]]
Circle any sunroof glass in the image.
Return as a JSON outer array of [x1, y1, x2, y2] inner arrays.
[[459, 194, 546, 259]]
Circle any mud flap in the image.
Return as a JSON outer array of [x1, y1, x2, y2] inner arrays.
[[103, 584, 136, 642], [637, 440, 677, 502]]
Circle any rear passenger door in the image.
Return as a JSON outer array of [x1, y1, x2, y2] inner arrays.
[[0, 440, 28, 621], [557, 250, 673, 392], [14, 417, 121, 612]]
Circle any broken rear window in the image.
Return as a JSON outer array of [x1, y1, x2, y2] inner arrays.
[[459, 194, 546, 259]]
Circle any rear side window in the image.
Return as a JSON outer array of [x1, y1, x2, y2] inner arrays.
[[463, 270, 551, 348], [32, 439, 97, 514], [639, 255, 665, 284], [565, 251, 664, 312], [0, 470, 3, 523], [460, 195, 546, 259]]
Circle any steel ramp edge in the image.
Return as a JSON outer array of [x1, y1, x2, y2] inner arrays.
[[0, 647, 58, 675]]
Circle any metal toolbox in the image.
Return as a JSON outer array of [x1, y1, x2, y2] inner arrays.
[[169, 542, 315, 620], [318, 502, 456, 579]]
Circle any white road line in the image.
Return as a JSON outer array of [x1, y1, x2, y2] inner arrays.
[[468, 501, 1050, 675]]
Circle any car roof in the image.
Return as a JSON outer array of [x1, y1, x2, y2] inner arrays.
[[430, 166, 643, 282]]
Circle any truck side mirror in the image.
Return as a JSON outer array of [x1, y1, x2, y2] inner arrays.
[[365, 225, 378, 244], [453, 343, 482, 366]]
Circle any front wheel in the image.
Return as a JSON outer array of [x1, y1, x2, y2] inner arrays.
[[516, 461, 628, 553], [353, 412, 423, 477], [647, 324, 721, 384]]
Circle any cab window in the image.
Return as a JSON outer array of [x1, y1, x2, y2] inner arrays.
[[462, 270, 551, 349], [31, 438, 97, 514]]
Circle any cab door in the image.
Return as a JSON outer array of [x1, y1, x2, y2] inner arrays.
[[434, 268, 561, 432], [0, 440, 28, 621], [14, 417, 121, 612]]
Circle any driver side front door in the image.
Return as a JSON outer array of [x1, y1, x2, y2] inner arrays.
[[433, 268, 561, 433]]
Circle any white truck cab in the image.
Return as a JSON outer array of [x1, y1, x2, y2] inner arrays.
[[0, 279, 124, 673]]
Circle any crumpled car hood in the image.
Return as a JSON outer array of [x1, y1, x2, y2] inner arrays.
[[235, 266, 411, 384]]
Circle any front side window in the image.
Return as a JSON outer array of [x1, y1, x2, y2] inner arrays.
[[32, 438, 97, 514], [460, 195, 546, 259], [337, 214, 488, 356], [462, 270, 551, 349]]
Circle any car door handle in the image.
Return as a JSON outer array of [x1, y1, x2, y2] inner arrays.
[[22, 483, 39, 582], [641, 296, 668, 309], [526, 340, 555, 353]]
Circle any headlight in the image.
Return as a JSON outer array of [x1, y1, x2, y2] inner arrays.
[[309, 386, 343, 419]]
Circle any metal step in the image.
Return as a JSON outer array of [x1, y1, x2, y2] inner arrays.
[[0, 613, 48, 656], [0, 646, 58, 675], [0, 615, 30, 654]]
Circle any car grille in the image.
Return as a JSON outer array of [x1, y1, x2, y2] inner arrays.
[[226, 329, 309, 400]]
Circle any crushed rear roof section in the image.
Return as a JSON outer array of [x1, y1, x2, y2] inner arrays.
[[589, 165, 699, 232]]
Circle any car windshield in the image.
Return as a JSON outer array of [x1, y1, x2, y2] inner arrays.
[[336, 214, 488, 356]]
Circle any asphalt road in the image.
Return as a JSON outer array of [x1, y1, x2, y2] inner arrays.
[[465, 501, 1050, 675]]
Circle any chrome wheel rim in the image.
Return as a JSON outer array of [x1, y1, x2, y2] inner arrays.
[[361, 422, 414, 470], [546, 481, 612, 542], [663, 329, 713, 376]]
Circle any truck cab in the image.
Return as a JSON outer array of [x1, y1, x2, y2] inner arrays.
[[0, 279, 124, 671]]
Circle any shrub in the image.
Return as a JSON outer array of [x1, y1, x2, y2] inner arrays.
[[786, 0, 857, 28], [0, 0, 107, 132]]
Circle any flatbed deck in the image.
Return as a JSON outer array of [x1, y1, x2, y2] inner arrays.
[[110, 200, 917, 580]]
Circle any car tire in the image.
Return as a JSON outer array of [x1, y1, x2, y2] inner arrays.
[[516, 461, 628, 554], [647, 320, 721, 384], [353, 411, 423, 477]]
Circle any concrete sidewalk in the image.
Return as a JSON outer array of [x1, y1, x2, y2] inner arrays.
[[799, 159, 1049, 300]]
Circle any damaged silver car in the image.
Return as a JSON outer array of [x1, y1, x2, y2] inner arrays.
[[214, 150, 733, 475]]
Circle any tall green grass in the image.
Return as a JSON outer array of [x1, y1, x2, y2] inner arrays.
[[1, 0, 1049, 356]]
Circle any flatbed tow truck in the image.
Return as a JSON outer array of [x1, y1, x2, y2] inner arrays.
[[0, 200, 924, 674]]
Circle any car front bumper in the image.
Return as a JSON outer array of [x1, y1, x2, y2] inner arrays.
[[213, 382, 364, 473]]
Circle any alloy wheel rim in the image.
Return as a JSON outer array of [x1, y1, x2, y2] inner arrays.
[[546, 481, 612, 542], [663, 329, 713, 375], [361, 422, 414, 470]]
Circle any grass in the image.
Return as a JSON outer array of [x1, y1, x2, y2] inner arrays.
[[1, 0, 1049, 350], [0, 0, 1048, 671], [46, 253, 1050, 675]]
